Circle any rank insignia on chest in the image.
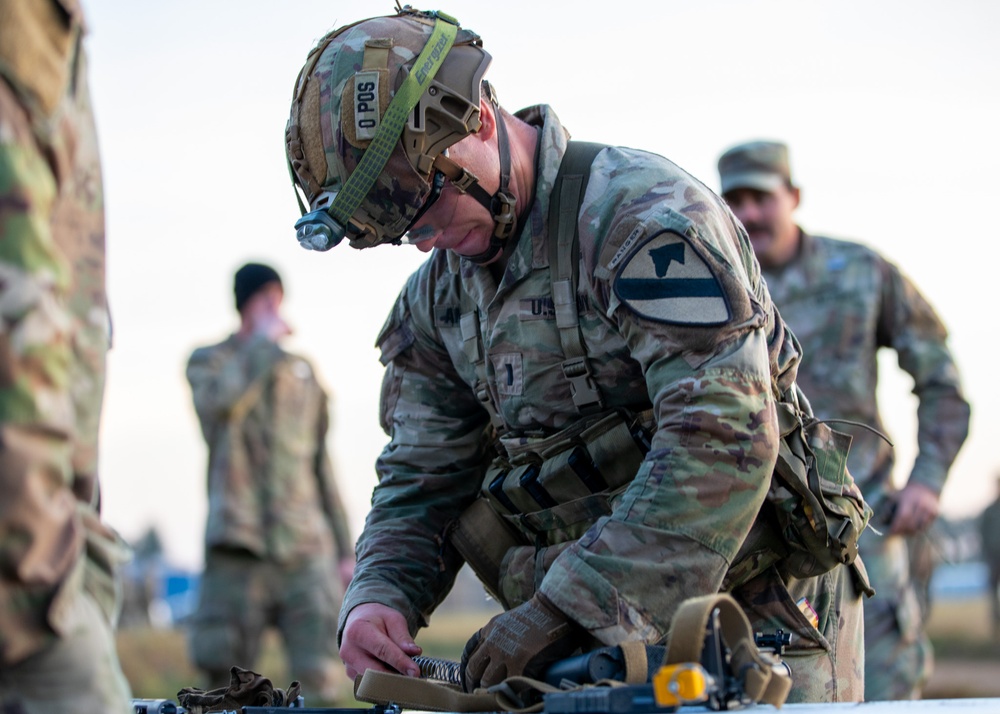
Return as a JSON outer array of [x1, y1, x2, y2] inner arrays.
[[613, 231, 731, 325], [433, 305, 463, 327]]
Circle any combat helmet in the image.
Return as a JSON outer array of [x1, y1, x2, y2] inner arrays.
[[286, 4, 518, 261]]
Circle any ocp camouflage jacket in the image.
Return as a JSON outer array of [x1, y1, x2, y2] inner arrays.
[[187, 335, 352, 563], [345, 106, 832, 649], [762, 231, 970, 504]]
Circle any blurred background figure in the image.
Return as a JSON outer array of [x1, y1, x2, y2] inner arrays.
[[718, 140, 971, 701], [979, 475, 1000, 641], [185, 262, 355, 702], [0, 0, 133, 711]]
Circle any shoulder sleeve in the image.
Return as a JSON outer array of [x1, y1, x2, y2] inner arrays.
[[584, 154, 768, 366], [876, 258, 970, 492]]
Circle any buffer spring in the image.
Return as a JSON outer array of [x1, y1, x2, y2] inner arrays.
[[412, 655, 462, 684]]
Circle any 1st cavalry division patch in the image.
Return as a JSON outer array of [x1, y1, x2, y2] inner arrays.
[[613, 231, 732, 325]]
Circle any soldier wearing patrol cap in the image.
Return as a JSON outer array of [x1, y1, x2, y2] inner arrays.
[[718, 139, 971, 700], [285, 6, 868, 702]]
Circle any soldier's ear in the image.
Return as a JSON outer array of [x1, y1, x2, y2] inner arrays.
[[789, 185, 801, 210], [475, 98, 496, 142]]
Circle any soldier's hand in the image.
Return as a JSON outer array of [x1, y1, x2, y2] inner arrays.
[[460, 592, 583, 692], [243, 288, 292, 342], [250, 311, 292, 342], [889, 482, 940, 535], [340, 603, 423, 680]]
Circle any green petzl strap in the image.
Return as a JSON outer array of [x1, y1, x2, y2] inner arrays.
[[329, 17, 458, 225]]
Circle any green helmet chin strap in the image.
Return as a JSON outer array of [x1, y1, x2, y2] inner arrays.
[[295, 13, 459, 252]]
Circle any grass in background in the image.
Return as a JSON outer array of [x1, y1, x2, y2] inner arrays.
[[117, 627, 197, 700], [923, 595, 1000, 699]]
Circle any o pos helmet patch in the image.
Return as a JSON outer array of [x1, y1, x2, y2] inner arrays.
[[613, 231, 732, 325]]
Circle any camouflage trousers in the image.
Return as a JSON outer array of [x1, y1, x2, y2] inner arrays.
[[860, 532, 931, 700], [734, 562, 865, 703], [189, 547, 345, 702], [0, 587, 132, 714]]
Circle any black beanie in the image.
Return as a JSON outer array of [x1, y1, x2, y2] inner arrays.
[[234, 262, 282, 311]]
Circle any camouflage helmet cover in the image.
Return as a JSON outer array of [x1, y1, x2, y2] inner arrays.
[[286, 7, 491, 249]]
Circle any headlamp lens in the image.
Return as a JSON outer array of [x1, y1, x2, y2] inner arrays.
[[295, 210, 347, 251]]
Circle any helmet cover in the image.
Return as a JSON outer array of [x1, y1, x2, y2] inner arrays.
[[286, 7, 491, 248]]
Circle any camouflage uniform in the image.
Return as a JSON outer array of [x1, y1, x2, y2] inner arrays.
[[342, 106, 865, 702], [760, 231, 970, 700], [0, 0, 133, 711], [186, 333, 353, 697]]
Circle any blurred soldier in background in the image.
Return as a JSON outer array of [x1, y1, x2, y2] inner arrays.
[[284, 7, 870, 702], [186, 262, 355, 702], [718, 140, 971, 700], [979, 475, 1000, 641], [0, 0, 133, 711]]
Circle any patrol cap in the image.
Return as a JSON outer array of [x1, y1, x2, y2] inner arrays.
[[717, 140, 792, 194]]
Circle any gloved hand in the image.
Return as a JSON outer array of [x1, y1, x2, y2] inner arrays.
[[460, 592, 584, 692]]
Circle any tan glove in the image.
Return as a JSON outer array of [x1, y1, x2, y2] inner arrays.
[[460, 592, 584, 692]]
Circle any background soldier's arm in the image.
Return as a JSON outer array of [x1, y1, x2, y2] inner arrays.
[[876, 258, 971, 495]]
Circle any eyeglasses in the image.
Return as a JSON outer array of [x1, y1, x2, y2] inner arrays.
[[403, 170, 446, 243]]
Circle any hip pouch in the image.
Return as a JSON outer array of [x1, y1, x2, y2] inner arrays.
[[767, 400, 874, 583]]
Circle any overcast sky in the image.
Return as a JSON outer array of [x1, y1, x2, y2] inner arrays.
[[83, 0, 1000, 569]]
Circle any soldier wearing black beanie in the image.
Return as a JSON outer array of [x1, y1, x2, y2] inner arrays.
[[186, 259, 354, 698], [234, 262, 282, 312]]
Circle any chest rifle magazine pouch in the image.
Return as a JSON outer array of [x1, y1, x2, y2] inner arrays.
[[449, 410, 652, 607]]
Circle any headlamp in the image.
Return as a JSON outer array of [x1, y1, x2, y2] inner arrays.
[[294, 190, 371, 251], [295, 210, 346, 252]]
